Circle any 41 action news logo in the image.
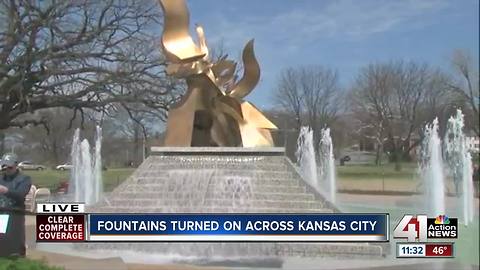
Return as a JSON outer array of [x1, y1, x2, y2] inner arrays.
[[393, 215, 457, 242]]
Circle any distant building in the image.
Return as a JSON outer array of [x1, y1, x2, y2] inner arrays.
[[466, 135, 480, 153]]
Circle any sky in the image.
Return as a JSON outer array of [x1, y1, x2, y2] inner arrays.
[[183, 0, 479, 109]]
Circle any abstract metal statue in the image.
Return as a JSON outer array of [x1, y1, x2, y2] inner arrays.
[[158, 0, 277, 147]]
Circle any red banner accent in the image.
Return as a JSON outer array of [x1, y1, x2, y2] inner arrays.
[[425, 243, 453, 257], [36, 214, 85, 242]]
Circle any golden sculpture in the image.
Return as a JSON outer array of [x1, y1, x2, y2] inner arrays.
[[159, 0, 277, 147]]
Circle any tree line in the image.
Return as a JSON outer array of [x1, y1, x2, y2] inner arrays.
[[273, 50, 478, 170]]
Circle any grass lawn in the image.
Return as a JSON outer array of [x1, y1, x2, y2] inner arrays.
[[336, 163, 419, 192], [0, 258, 62, 270], [337, 163, 419, 181], [336, 163, 462, 193], [23, 168, 135, 192]]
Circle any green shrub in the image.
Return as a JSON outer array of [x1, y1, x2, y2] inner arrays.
[[0, 258, 63, 270]]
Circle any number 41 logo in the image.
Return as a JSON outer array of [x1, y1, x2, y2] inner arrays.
[[393, 215, 427, 242]]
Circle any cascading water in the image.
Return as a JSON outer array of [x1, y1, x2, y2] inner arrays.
[[295, 126, 319, 192], [94, 126, 103, 203], [80, 140, 93, 204], [69, 126, 103, 205], [444, 109, 475, 225], [420, 118, 445, 217], [319, 128, 336, 203], [71, 129, 81, 202]]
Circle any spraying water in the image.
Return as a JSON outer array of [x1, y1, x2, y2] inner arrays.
[[295, 126, 319, 192], [69, 126, 103, 205], [444, 109, 475, 225], [80, 140, 93, 204], [420, 118, 445, 217], [70, 129, 81, 202], [94, 126, 103, 203], [319, 128, 336, 203]]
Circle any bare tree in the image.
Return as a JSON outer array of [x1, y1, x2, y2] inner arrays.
[[301, 67, 340, 150], [5, 108, 96, 164], [0, 0, 174, 130], [447, 50, 479, 136], [274, 66, 340, 150], [350, 61, 438, 170], [274, 68, 303, 128], [104, 105, 157, 166], [421, 70, 461, 136]]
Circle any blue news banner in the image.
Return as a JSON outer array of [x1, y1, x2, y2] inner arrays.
[[88, 214, 389, 242]]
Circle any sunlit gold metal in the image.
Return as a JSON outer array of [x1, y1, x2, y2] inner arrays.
[[159, 0, 277, 147]]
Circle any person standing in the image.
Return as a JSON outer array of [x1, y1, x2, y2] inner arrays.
[[0, 154, 32, 257]]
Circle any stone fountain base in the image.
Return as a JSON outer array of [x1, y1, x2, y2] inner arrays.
[[81, 147, 386, 260]]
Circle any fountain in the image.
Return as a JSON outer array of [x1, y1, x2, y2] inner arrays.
[[94, 126, 103, 203], [419, 118, 445, 217], [319, 128, 336, 204], [295, 126, 320, 192], [71, 129, 81, 202], [75, 0, 387, 263], [444, 109, 475, 225], [69, 126, 103, 206], [82, 147, 384, 261]]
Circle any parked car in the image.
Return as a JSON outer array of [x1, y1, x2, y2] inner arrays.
[[339, 155, 351, 166], [18, 161, 47, 171], [336, 151, 380, 165], [56, 163, 73, 171], [54, 163, 107, 171]]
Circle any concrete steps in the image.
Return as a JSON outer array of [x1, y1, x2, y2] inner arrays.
[[115, 184, 308, 194], [104, 198, 327, 209], [132, 177, 303, 186], [116, 192, 315, 201], [135, 170, 299, 179], [87, 149, 386, 259], [91, 206, 334, 213], [78, 242, 381, 258], [149, 163, 290, 170]]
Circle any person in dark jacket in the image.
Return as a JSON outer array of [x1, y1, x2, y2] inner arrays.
[[0, 154, 32, 257]]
